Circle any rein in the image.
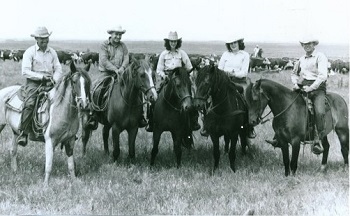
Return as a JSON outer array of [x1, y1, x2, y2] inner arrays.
[[258, 88, 301, 124]]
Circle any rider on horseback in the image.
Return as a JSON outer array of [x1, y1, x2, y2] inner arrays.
[[145, 31, 200, 132], [200, 36, 256, 139], [91, 26, 147, 128], [17, 27, 63, 146], [266, 36, 328, 155]]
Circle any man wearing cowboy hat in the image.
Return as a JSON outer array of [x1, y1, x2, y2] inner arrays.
[[17, 26, 63, 146], [94, 25, 147, 127], [266, 36, 328, 154]]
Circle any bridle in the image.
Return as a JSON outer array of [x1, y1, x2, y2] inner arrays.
[[163, 74, 192, 112], [251, 83, 301, 124]]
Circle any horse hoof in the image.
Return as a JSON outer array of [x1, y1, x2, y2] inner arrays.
[[320, 165, 327, 173]]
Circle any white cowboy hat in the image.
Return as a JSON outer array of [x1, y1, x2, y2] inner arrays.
[[164, 31, 182, 41], [225, 36, 244, 44], [107, 25, 126, 34], [299, 35, 319, 45], [30, 26, 52, 38]]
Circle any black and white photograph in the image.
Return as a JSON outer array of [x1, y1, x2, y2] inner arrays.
[[0, 0, 349, 215]]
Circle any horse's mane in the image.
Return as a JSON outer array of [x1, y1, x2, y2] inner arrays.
[[53, 69, 91, 104]]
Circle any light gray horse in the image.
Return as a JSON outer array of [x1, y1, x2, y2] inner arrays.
[[0, 62, 91, 185]]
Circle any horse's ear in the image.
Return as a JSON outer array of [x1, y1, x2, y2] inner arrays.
[[84, 61, 91, 72], [70, 61, 77, 73]]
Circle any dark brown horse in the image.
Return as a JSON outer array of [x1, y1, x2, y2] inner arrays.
[[193, 64, 249, 172], [245, 79, 349, 176], [150, 67, 193, 167], [82, 59, 157, 161]]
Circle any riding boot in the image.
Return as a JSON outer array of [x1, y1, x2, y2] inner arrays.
[[190, 109, 201, 131], [86, 112, 98, 130], [17, 113, 31, 147], [145, 103, 154, 132], [312, 114, 325, 155], [247, 125, 256, 139]]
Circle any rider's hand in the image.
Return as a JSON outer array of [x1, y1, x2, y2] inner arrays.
[[116, 67, 124, 75], [292, 84, 300, 91], [303, 86, 313, 93]]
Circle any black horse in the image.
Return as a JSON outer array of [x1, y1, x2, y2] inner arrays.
[[150, 67, 193, 167], [245, 79, 349, 176], [193, 64, 249, 172]]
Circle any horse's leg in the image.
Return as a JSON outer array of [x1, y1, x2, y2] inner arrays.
[[290, 139, 301, 176], [81, 127, 91, 156], [127, 127, 138, 160], [229, 132, 239, 172], [10, 130, 18, 172], [64, 137, 76, 180], [224, 135, 230, 154], [335, 128, 349, 167], [44, 136, 55, 186], [171, 131, 182, 168], [320, 136, 330, 172], [280, 141, 290, 176], [102, 125, 111, 155], [210, 134, 220, 171], [111, 124, 121, 162], [150, 128, 162, 166]]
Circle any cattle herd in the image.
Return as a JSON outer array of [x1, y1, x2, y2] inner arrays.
[[0, 48, 349, 74]]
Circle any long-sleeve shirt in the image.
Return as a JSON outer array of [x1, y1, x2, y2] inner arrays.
[[98, 39, 129, 72], [22, 43, 63, 82], [156, 49, 192, 76], [218, 50, 250, 78], [291, 51, 328, 90]]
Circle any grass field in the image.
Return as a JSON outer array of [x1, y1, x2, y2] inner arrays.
[[0, 41, 349, 215]]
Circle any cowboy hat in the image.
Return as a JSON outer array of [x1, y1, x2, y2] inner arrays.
[[107, 25, 126, 34], [225, 36, 244, 44], [30, 26, 52, 38], [299, 35, 319, 45], [164, 31, 182, 41]]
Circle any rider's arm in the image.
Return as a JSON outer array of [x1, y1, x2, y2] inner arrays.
[[120, 42, 129, 70], [156, 51, 166, 77], [51, 49, 63, 83], [232, 51, 250, 78], [180, 50, 193, 72], [291, 60, 301, 86], [309, 53, 328, 91], [218, 52, 227, 71]]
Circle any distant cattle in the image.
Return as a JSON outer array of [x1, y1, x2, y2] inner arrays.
[[249, 57, 271, 72], [82, 52, 99, 65], [268, 57, 290, 70], [0, 49, 13, 61], [12, 49, 25, 61], [56, 50, 73, 65], [330, 59, 349, 74]]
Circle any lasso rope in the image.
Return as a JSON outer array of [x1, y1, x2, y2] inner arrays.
[[90, 76, 115, 111]]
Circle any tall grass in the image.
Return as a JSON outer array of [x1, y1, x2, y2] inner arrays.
[[0, 44, 348, 215]]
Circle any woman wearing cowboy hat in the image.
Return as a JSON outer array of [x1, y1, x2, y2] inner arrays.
[[146, 31, 200, 132], [200, 36, 256, 139], [266, 36, 328, 155], [17, 26, 63, 146]]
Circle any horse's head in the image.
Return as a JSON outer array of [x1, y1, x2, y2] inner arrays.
[[245, 79, 269, 126], [193, 63, 215, 110], [168, 67, 192, 111], [69, 61, 92, 111], [130, 59, 158, 102]]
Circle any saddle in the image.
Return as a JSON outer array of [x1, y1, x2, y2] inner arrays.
[[91, 76, 115, 112], [5, 86, 51, 141]]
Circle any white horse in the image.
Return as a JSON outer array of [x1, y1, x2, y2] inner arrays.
[[0, 62, 91, 185]]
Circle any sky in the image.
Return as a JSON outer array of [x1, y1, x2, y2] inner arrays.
[[1, 0, 349, 44]]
